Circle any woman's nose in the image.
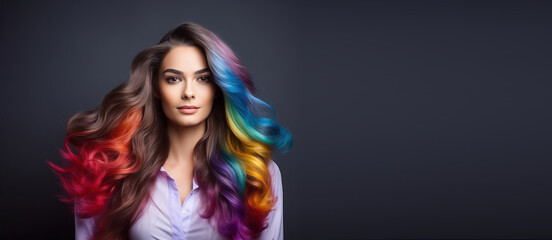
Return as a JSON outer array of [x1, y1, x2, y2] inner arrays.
[[182, 81, 195, 99]]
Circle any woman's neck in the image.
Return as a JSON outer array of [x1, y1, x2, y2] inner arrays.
[[164, 121, 206, 166]]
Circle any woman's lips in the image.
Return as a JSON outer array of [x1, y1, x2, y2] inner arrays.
[[177, 105, 199, 114]]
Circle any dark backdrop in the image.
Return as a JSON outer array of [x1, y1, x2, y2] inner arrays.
[[1, 0, 551, 239]]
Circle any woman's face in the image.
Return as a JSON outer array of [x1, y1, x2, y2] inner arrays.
[[157, 45, 217, 129]]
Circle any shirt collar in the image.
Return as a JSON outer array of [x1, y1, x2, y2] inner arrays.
[[160, 166, 199, 190]]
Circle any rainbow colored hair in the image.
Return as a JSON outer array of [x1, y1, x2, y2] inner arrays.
[[196, 29, 292, 238]]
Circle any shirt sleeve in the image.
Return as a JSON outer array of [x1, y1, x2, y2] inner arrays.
[[74, 205, 96, 240], [258, 160, 284, 240]]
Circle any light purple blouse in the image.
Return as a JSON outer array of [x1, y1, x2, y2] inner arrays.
[[75, 160, 284, 240]]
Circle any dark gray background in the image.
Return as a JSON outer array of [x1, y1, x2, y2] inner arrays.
[[1, 0, 551, 239]]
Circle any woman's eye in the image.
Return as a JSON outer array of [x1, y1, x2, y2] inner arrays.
[[198, 76, 211, 82], [166, 76, 180, 83]]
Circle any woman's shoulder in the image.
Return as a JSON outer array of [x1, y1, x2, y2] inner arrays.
[[267, 160, 281, 178], [267, 160, 283, 191]]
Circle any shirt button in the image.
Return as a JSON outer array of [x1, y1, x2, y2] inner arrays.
[[182, 210, 187, 215]]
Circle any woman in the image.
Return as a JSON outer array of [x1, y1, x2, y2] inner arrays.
[[50, 22, 292, 240]]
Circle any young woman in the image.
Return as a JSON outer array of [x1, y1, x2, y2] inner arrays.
[[50, 22, 292, 240]]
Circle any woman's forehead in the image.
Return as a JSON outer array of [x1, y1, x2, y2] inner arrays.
[[160, 46, 208, 73]]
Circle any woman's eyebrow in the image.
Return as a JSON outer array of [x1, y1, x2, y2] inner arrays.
[[162, 68, 211, 75], [162, 68, 183, 75], [194, 68, 211, 74]]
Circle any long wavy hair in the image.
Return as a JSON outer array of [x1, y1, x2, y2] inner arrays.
[[49, 22, 292, 239]]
